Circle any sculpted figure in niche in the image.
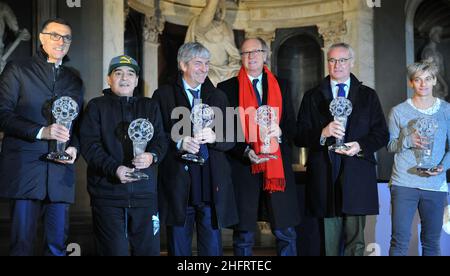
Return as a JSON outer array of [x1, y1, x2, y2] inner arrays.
[[185, 0, 241, 86], [421, 26, 448, 99], [0, 2, 30, 73]]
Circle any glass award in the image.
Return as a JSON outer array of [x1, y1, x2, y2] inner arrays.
[[255, 105, 278, 160], [181, 103, 214, 165], [328, 97, 353, 152], [415, 117, 438, 172], [126, 118, 154, 180], [46, 96, 79, 161]]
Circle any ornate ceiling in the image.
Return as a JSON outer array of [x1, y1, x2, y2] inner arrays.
[[128, 0, 347, 31]]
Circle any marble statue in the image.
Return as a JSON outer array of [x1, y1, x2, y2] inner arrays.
[[185, 0, 241, 86], [421, 26, 448, 99]]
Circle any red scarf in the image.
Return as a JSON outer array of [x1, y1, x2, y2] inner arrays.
[[238, 66, 285, 193]]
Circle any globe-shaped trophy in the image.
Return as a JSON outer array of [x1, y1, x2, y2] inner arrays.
[[255, 105, 278, 160], [126, 118, 154, 180], [46, 96, 79, 161], [328, 97, 353, 152], [415, 117, 438, 172], [181, 103, 214, 165]]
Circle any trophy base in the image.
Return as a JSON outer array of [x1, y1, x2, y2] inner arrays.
[[125, 170, 149, 180], [181, 153, 205, 165], [46, 152, 73, 161], [328, 144, 351, 152], [417, 166, 438, 173], [257, 154, 278, 160]]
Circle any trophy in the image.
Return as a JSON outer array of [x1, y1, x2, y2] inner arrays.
[[126, 118, 154, 180], [415, 117, 438, 172], [328, 97, 353, 152], [46, 96, 79, 161], [181, 103, 214, 165], [255, 105, 279, 160]]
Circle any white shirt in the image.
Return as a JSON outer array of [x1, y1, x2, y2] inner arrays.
[[182, 79, 202, 107], [248, 74, 263, 101]]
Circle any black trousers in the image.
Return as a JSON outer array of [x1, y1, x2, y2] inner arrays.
[[92, 205, 160, 256]]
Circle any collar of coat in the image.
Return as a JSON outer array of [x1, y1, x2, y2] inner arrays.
[[36, 46, 71, 66], [319, 73, 363, 107], [174, 72, 215, 103], [102, 88, 139, 103]]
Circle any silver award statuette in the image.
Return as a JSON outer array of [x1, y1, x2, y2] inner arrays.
[[181, 103, 214, 165], [328, 97, 353, 152], [415, 117, 438, 172], [126, 118, 154, 180], [46, 96, 79, 161], [255, 105, 278, 160]]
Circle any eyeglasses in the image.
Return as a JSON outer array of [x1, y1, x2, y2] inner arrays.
[[41, 32, 72, 44], [328, 57, 352, 65], [240, 49, 265, 57]]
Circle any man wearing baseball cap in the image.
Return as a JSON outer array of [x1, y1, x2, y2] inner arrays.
[[80, 55, 167, 255]]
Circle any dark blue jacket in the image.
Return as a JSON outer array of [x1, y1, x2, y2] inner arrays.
[[0, 49, 83, 203], [80, 89, 167, 208]]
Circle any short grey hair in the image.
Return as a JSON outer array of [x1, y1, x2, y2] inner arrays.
[[327, 42, 355, 59], [177, 42, 211, 70], [407, 59, 438, 81]]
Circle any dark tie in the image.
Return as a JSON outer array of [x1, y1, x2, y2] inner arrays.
[[252, 79, 262, 106], [188, 89, 209, 161], [337, 83, 347, 98]]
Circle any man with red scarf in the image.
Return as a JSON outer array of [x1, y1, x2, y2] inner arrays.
[[218, 38, 300, 256]]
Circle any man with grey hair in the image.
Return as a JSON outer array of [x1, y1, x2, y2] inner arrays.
[[295, 42, 389, 256], [153, 42, 238, 256]]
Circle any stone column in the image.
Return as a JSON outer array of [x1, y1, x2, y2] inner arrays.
[[103, 0, 124, 88], [343, 0, 375, 89], [317, 19, 348, 75], [142, 13, 165, 98]]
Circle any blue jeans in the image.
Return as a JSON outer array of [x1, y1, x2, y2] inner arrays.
[[10, 200, 69, 256], [167, 203, 222, 256], [233, 227, 297, 256], [389, 185, 447, 256]]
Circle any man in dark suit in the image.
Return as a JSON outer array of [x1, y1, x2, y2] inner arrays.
[[295, 43, 389, 256], [0, 18, 83, 256], [153, 42, 238, 256], [217, 38, 300, 256]]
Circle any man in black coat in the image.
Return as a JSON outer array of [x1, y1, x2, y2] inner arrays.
[[295, 43, 389, 256], [0, 18, 83, 256], [153, 42, 238, 256], [217, 38, 300, 256], [80, 55, 167, 256]]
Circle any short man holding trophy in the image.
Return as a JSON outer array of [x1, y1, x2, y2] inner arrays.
[[80, 55, 167, 256], [218, 38, 300, 256], [0, 18, 83, 256], [387, 60, 450, 256], [153, 42, 238, 256], [296, 43, 389, 256]]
